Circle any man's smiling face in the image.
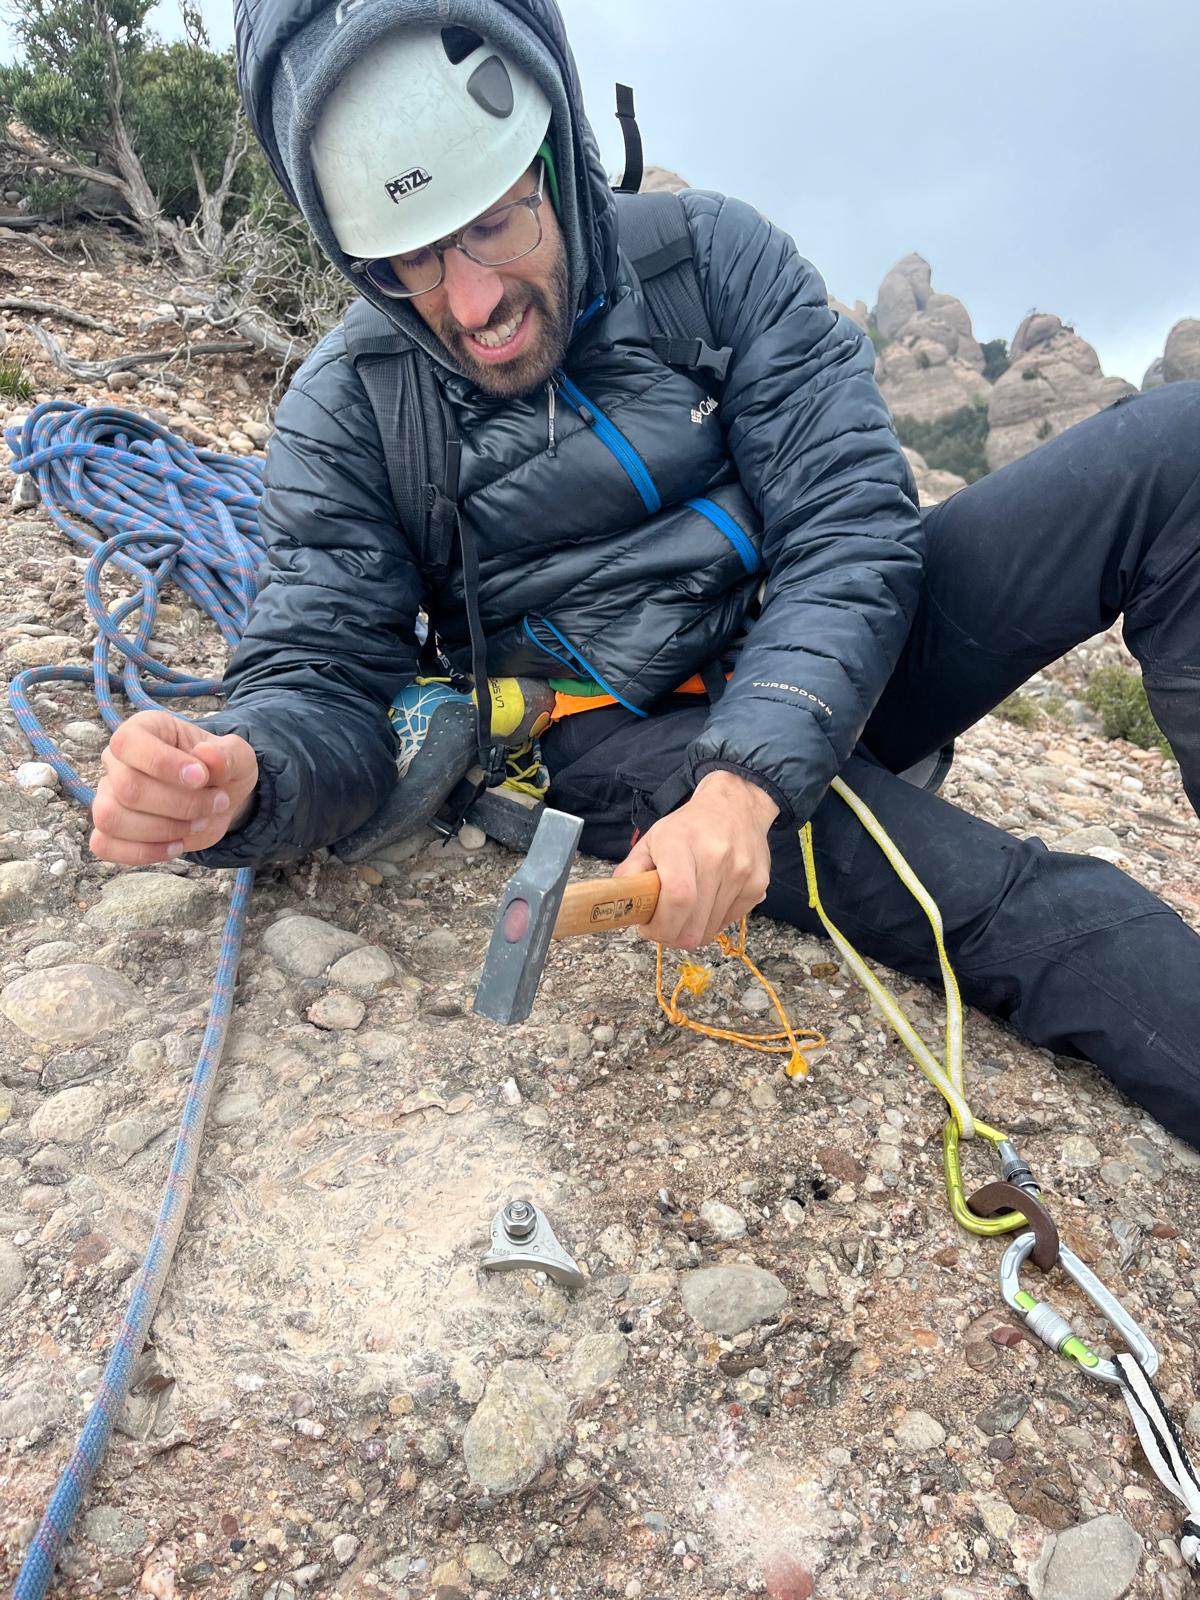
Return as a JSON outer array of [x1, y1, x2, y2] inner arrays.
[[392, 164, 570, 398]]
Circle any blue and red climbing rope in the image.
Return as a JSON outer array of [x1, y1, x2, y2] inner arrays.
[[5, 403, 265, 1600]]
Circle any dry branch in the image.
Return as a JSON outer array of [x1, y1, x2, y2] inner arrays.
[[0, 297, 120, 334], [24, 321, 253, 380]]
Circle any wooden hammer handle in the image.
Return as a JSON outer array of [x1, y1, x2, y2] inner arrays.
[[552, 870, 661, 939]]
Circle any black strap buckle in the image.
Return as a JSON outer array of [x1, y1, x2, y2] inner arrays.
[[651, 335, 732, 383]]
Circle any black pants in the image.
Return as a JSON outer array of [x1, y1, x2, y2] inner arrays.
[[543, 383, 1200, 1148]]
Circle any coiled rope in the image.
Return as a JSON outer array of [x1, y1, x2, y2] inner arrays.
[[4, 402, 264, 1600]]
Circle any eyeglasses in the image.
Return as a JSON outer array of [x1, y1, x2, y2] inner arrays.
[[358, 162, 545, 299]]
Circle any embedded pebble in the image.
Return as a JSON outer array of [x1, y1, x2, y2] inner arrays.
[[1034, 1512, 1142, 1600], [0, 964, 142, 1044], [262, 914, 365, 977], [23, 941, 77, 969], [6, 635, 80, 666], [105, 1116, 165, 1156], [451, 1357, 486, 1406], [61, 721, 108, 750], [566, 1331, 629, 1394], [14, 762, 59, 791], [327, 944, 396, 996], [462, 1361, 569, 1494], [699, 1199, 746, 1241], [596, 1223, 637, 1267], [1120, 1135, 1165, 1179], [0, 1242, 26, 1307], [0, 860, 42, 924], [1056, 824, 1121, 854], [894, 1409, 947, 1452], [465, 1544, 508, 1583], [211, 1091, 259, 1127], [975, 1392, 1029, 1435], [29, 1085, 106, 1143], [85, 871, 215, 929], [307, 991, 366, 1030], [680, 1265, 788, 1335], [0, 1380, 65, 1442], [1059, 1134, 1101, 1168], [331, 1534, 359, 1565]]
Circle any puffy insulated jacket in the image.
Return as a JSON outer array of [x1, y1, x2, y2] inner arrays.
[[198, 0, 924, 867]]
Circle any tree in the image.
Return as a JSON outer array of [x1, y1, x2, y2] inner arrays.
[[980, 337, 1009, 384], [895, 402, 991, 484], [0, 0, 337, 365]]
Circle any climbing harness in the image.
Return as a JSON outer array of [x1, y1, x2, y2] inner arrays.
[[5, 401, 1198, 1589]]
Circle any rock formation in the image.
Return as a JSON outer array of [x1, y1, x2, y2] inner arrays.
[[637, 165, 689, 194], [1140, 320, 1200, 391], [985, 313, 1134, 471], [903, 448, 968, 507], [871, 254, 990, 425], [829, 295, 869, 332], [1162, 318, 1200, 384]]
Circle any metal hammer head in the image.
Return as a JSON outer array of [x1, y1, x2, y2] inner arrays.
[[473, 807, 584, 1025]]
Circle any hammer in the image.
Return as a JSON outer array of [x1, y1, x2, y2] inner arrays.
[[473, 808, 660, 1024]]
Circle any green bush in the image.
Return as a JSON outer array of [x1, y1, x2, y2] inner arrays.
[[0, 356, 34, 402], [980, 337, 1009, 383], [23, 175, 83, 222], [2, 0, 245, 225], [1085, 665, 1171, 756], [131, 38, 242, 220], [1022, 368, 1039, 381], [895, 402, 990, 484], [1035, 419, 1053, 441], [995, 691, 1039, 728]]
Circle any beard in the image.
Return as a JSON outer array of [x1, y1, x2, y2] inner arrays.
[[432, 247, 571, 398]]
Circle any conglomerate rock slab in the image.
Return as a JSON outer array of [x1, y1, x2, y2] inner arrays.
[[0, 234, 1197, 1600]]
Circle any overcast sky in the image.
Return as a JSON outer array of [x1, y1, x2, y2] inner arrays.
[[4, 0, 1196, 384]]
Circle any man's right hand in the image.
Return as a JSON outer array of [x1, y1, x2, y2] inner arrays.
[[90, 709, 259, 865]]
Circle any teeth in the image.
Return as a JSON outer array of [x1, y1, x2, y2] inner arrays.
[[472, 313, 522, 349]]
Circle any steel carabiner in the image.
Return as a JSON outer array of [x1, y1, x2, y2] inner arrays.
[[999, 1231, 1159, 1385]]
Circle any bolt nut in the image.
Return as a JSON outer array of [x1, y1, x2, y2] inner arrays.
[[502, 1199, 537, 1241]]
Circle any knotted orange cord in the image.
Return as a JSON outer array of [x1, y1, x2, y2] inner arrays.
[[655, 918, 825, 1078]]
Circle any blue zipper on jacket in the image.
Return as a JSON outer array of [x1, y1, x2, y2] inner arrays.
[[554, 372, 661, 515], [686, 497, 761, 575], [525, 615, 648, 718]]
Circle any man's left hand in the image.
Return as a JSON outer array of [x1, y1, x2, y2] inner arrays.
[[612, 770, 779, 949]]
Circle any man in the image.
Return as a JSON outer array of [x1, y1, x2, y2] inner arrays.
[[90, 1, 1200, 1146]]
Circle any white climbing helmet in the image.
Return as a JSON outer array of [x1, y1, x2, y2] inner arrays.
[[311, 23, 552, 261]]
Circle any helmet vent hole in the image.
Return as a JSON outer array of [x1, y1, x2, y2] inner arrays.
[[466, 55, 514, 119], [440, 26, 483, 65]]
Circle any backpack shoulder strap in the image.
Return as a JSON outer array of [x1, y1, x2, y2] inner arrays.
[[342, 297, 458, 589], [615, 191, 732, 384]]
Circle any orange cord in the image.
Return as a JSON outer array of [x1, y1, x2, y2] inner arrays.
[[655, 918, 825, 1078]]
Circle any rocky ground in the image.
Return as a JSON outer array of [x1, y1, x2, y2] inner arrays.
[[1, 230, 1198, 1600]]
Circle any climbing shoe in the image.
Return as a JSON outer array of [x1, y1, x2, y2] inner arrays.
[[333, 677, 554, 862]]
